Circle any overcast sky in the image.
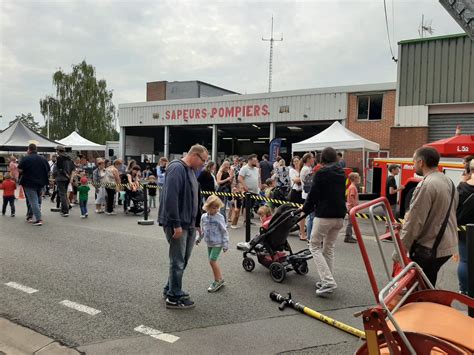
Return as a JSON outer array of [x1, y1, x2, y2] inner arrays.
[[0, 0, 463, 129]]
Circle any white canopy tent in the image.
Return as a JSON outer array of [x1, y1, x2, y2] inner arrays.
[[57, 131, 105, 151], [292, 121, 380, 187]]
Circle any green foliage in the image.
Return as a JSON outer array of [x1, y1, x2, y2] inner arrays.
[[40, 60, 118, 144], [10, 113, 42, 133]]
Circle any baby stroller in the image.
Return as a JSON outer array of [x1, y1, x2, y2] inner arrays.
[[240, 204, 312, 283], [125, 189, 148, 215]]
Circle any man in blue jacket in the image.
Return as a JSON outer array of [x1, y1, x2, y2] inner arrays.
[[302, 147, 347, 296], [18, 144, 50, 226], [159, 144, 208, 309]]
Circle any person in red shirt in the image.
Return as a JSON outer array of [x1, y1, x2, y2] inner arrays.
[[344, 172, 360, 243], [2, 173, 16, 217]]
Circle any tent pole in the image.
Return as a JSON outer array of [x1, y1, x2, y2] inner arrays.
[[362, 147, 365, 193]]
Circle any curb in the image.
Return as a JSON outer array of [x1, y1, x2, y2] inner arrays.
[[0, 318, 80, 355]]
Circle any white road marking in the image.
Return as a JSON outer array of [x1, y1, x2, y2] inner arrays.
[[5, 282, 38, 294], [59, 300, 101, 315], [134, 325, 180, 343]]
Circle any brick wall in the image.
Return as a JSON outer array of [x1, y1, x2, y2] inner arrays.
[[146, 81, 167, 101], [390, 127, 429, 157], [344, 90, 396, 170]]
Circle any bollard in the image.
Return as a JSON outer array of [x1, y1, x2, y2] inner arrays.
[[245, 192, 252, 242], [138, 183, 154, 226], [467, 224, 474, 318]]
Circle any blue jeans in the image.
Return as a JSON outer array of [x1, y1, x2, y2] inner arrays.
[[24, 186, 42, 221], [80, 200, 88, 216], [306, 212, 315, 241], [458, 232, 467, 294], [163, 227, 196, 300]]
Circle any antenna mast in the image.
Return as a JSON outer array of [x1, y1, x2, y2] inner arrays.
[[262, 16, 283, 93]]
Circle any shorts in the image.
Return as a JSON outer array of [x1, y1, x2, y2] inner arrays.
[[207, 247, 223, 261]]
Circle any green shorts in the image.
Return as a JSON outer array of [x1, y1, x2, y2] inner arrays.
[[207, 247, 223, 261]]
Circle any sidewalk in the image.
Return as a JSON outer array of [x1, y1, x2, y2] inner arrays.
[[0, 318, 79, 355]]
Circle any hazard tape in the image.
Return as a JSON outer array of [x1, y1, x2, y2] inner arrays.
[[80, 181, 468, 231]]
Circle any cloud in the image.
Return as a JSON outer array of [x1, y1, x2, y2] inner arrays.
[[0, 0, 462, 129]]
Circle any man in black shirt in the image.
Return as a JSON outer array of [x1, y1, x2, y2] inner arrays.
[[386, 164, 404, 217], [301, 147, 346, 296], [18, 144, 50, 226], [259, 154, 273, 184]]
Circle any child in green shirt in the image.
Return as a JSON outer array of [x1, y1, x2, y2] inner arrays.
[[78, 176, 90, 218]]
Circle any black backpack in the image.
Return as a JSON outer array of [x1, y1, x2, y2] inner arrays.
[[457, 193, 474, 226], [303, 172, 315, 193]]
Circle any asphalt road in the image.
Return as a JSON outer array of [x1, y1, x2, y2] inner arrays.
[[0, 195, 461, 354]]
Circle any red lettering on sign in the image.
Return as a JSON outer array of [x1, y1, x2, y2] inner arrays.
[[246, 106, 253, 117], [225, 107, 234, 117], [183, 109, 189, 120], [166, 111, 170, 119], [202, 108, 208, 118], [235, 106, 242, 116], [262, 104, 269, 115], [218, 107, 224, 117], [211, 108, 217, 117], [171, 111, 176, 120], [254, 105, 260, 116]]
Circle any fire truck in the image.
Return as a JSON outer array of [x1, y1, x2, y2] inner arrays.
[[371, 157, 465, 218]]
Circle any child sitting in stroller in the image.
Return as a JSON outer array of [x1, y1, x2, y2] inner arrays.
[[239, 204, 312, 282]]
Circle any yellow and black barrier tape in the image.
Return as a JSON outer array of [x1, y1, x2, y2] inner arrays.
[[83, 181, 468, 231]]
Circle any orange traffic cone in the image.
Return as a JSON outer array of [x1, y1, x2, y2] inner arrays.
[[18, 186, 25, 200]]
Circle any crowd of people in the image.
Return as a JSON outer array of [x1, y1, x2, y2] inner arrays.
[[2, 143, 473, 310]]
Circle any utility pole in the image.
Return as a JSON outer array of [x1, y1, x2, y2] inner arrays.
[[262, 16, 283, 93]]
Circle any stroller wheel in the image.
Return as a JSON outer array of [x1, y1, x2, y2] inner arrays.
[[242, 257, 255, 272], [295, 261, 309, 275], [269, 262, 286, 283]]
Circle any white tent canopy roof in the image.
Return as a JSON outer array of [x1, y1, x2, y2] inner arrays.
[[292, 121, 380, 152], [57, 131, 105, 151]]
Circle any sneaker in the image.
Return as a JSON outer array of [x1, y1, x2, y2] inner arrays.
[[95, 209, 104, 214], [165, 297, 195, 309], [208, 279, 225, 293], [230, 225, 239, 229], [32, 220, 43, 226], [26, 217, 33, 223], [315, 281, 323, 289], [316, 284, 337, 296], [80, 215, 86, 219], [60, 213, 69, 217], [344, 237, 357, 244], [11, 214, 15, 217], [162, 292, 190, 300], [105, 212, 117, 216], [85, 213, 88, 218], [236, 242, 251, 251]]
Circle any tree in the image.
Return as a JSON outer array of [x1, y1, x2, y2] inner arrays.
[[40, 60, 118, 144], [10, 113, 43, 133]]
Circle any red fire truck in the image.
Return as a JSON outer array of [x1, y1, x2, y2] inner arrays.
[[371, 157, 465, 218]]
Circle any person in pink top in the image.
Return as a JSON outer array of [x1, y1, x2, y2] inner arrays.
[[8, 155, 19, 182], [344, 172, 360, 243]]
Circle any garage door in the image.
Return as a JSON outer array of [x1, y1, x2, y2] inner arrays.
[[428, 114, 474, 142]]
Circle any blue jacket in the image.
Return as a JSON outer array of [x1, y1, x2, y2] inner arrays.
[[158, 160, 201, 229], [197, 212, 229, 250], [18, 153, 50, 188]]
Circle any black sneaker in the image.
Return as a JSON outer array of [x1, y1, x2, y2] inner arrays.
[[163, 292, 190, 300], [344, 237, 357, 244], [32, 220, 43, 226], [60, 213, 69, 217], [165, 297, 195, 309]]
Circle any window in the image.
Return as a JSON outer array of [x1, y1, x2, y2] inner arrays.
[[279, 105, 290, 113], [357, 94, 383, 120]]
